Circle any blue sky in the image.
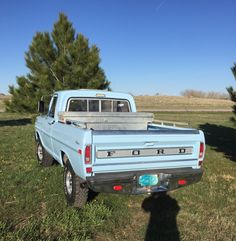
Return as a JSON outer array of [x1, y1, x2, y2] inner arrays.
[[0, 0, 236, 95]]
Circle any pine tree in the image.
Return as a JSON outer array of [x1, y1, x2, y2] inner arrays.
[[6, 13, 110, 112], [227, 63, 236, 121]]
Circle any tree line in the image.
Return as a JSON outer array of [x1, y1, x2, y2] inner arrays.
[[228, 64, 236, 121]]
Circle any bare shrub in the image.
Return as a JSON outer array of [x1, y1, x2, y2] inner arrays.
[[181, 90, 229, 99]]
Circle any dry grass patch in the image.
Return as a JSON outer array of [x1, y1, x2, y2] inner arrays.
[[0, 95, 11, 112], [221, 174, 235, 181], [135, 95, 233, 112]]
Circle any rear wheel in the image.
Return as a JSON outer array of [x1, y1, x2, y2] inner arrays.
[[36, 140, 54, 167], [63, 159, 88, 208]]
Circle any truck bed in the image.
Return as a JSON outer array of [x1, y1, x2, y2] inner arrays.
[[57, 111, 203, 174]]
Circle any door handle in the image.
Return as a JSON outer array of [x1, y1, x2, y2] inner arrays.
[[48, 120, 55, 125], [145, 142, 155, 146]]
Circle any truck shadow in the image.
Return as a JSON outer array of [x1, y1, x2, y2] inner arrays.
[[142, 192, 180, 241], [199, 123, 236, 162], [87, 190, 99, 203], [0, 118, 32, 127]]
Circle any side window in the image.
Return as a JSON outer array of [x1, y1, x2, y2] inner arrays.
[[113, 100, 129, 112], [101, 100, 112, 112], [89, 100, 99, 112], [68, 99, 87, 112], [48, 96, 58, 118]]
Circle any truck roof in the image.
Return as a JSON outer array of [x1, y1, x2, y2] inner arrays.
[[54, 89, 137, 113], [55, 89, 134, 101]]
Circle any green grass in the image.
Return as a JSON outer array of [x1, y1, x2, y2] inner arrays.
[[0, 112, 235, 241]]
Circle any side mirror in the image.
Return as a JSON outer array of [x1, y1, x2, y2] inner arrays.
[[38, 100, 45, 113]]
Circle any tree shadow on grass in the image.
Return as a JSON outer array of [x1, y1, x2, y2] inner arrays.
[[142, 192, 180, 241], [199, 123, 236, 162], [0, 118, 32, 127]]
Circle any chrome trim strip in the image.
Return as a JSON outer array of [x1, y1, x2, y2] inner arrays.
[[93, 158, 197, 167], [93, 129, 199, 135], [96, 147, 193, 159]]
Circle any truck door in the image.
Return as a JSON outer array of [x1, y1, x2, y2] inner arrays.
[[43, 95, 58, 154]]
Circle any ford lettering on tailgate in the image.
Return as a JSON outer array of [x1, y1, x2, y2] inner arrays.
[[96, 147, 193, 158]]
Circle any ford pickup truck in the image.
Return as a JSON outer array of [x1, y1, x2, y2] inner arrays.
[[35, 90, 205, 208]]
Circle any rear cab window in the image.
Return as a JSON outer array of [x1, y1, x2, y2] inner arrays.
[[113, 100, 129, 112], [89, 100, 99, 112], [101, 100, 112, 112], [67, 98, 130, 112], [68, 99, 87, 112]]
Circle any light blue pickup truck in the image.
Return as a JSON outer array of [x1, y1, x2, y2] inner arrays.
[[35, 90, 205, 208]]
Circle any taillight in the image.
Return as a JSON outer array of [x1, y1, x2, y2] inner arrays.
[[113, 185, 123, 191], [178, 179, 187, 185], [86, 167, 92, 173], [85, 145, 91, 164], [199, 142, 204, 159]]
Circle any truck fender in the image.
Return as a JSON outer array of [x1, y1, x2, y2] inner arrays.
[[61, 151, 73, 167], [35, 131, 47, 153], [35, 131, 44, 145], [60, 150, 85, 180]]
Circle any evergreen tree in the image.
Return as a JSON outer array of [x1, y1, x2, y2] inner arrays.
[[6, 13, 110, 112], [227, 63, 236, 121]]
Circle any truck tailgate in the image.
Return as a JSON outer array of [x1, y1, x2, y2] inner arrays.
[[91, 129, 203, 173]]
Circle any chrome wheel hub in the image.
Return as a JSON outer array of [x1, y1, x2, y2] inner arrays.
[[37, 144, 43, 161], [66, 170, 73, 195]]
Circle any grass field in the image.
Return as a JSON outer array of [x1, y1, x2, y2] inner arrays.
[[0, 112, 235, 241]]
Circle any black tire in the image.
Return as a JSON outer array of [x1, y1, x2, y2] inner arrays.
[[36, 140, 54, 167], [63, 160, 88, 208]]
